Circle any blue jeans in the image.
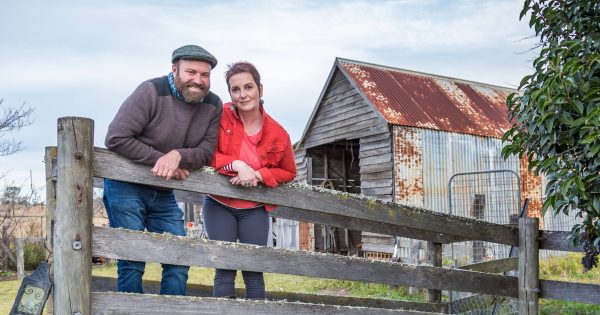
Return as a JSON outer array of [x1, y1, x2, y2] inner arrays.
[[103, 179, 189, 295], [202, 196, 269, 299]]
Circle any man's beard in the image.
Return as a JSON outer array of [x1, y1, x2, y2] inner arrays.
[[174, 74, 209, 103]]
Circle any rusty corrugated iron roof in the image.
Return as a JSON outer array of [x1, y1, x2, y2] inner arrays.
[[338, 58, 514, 138]]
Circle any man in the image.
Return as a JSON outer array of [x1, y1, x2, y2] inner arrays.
[[103, 45, 222, 295]]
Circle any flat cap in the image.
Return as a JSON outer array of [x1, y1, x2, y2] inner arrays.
[[171, 45, 217, 69]]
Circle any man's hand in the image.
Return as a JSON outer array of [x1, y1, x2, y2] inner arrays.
[[172, 168, 190, 180], [151, 150, 182, 181]]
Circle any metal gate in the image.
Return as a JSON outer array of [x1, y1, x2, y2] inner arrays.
[[447, 169, 521, 314]]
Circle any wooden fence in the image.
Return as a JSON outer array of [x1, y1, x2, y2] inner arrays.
[[46, 117, 600, 314]]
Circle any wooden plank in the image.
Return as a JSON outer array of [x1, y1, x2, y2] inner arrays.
[[54, 117, 94, 315], [304, 120, 389, 146], [92, 227, 518, 297], [322, 78, 356, 99], [91, 179, 461, 245], [309, 112, 381, 137], [459, 257, 518, 273], [269, 207, 464, 244], [361, 187, 393, 196], [360, 132, 391, 143], [91, 276, 448, 312], [361, 170, 393, 181], [328, 73, 350, 90], [360, 139, 392, 152], [91, 292, 438, 315], [360, 160, 394, 173], [361, 243, 395, 253], [539, 279, 600, 305], [321, 86, 362, 105], [315, 98, 364, 121], [359, 153, 393, 166], [93, 148, 518, 245], [317, 96, 367, 119], [538, 230, 583, 252], [519, 218, 539, 314], [359, 147, 392, 158], [313, 109, 379, 134], [303, 125, 390, 149], [361, 178, 393, 189], [315, 101, 371, 123]]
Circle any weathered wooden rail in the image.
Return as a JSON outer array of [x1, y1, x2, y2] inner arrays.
[[47, 117, 600, 314]]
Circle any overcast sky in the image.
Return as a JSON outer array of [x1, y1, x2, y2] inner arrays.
[[0, 0, 537, 199]]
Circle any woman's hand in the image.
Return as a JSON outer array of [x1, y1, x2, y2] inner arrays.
[[231, 160, 258, 187]]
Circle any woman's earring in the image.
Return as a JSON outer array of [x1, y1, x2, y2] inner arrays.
[[259, 99, 264, 106]]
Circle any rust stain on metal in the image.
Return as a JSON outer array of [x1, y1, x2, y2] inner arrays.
[[393, 127, 423, 205], [339, 60, 514, 139], [519, 157, 543, 224]]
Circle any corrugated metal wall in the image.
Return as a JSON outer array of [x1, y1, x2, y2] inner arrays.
[[394, 125, 521, 214]]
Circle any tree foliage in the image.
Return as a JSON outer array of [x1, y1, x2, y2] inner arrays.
[[502, 0, 600, 270]]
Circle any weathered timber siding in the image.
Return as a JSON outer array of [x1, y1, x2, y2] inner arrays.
[[359, 132, 394, 202], [301, 70, 388, 150], [294, 149, 309, 184]]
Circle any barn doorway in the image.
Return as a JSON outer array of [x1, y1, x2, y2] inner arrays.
[[306, 139, 361, 193], [305, 139, 361, 254]]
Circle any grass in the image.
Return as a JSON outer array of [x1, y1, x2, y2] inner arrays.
[[539, 253, 600, 315], [93, 261, 425, 302], [0, 274, 19, 313], [1, 253, 599, 314]]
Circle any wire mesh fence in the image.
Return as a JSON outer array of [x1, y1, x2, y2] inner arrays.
[[447, 170, 520, 314]]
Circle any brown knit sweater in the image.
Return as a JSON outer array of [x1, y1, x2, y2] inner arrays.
[[105, 76, 223, 170]]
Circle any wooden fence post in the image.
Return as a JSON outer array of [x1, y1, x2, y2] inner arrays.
[[519, 217, 539, 314], [16, 238, 24, 279], [44, 146, 57, 314], [427, 242, 442, 303], [408, 239, 421, 295], [54, 117, 94, 315]]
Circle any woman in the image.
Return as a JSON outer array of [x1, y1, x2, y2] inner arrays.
[[203, 61, 297, 299]]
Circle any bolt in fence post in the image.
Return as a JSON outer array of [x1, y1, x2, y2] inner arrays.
[[518, 217, 539, 314], [16, 238, 24, 279], [54, 117, 94, 315]]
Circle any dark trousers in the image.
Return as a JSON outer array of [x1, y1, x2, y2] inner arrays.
[[103, 179, 189, 295], [202, 196, 269, 299]]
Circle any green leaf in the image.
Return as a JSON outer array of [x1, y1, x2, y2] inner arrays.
[[572, 100, 584, 115], [583, 133, 598, 144]]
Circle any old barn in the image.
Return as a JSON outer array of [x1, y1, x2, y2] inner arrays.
[[284, 58, 571, 260]]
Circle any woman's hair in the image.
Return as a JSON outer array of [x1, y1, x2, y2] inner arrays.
[[225, 61, 261, 89]]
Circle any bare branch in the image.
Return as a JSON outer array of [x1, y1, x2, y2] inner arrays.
[[0, 99, 35, 156]]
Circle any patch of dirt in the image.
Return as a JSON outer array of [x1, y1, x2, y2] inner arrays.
[[317, 289, 351, 296], [0, 274, 18, 281]]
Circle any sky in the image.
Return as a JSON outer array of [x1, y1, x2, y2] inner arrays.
[[0, 0, 538, 201]]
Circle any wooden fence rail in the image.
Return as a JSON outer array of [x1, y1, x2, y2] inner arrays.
[[93, 226, 517, 297], [93, 147, 518, 246], [49, 117, 600, 315]]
